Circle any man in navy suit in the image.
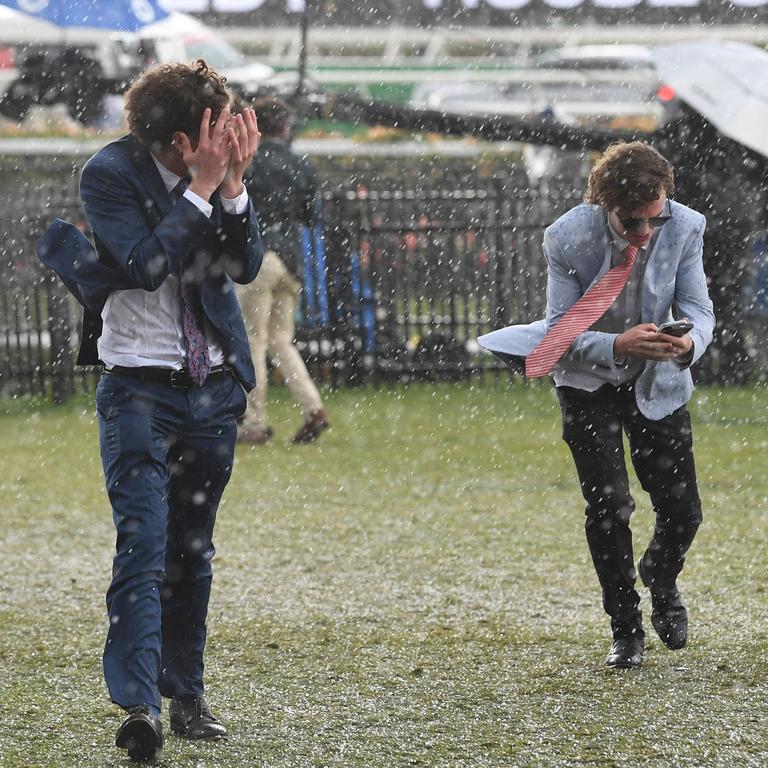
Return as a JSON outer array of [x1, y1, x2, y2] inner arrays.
[[37, 60, 262, 760]]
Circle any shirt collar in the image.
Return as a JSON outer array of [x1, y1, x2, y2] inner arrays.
[[150, 154, 182, 194]]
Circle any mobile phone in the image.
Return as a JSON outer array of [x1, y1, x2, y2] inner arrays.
[[658, 320, 693, 337]]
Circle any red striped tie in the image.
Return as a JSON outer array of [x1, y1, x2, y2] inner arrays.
[[525, 245, 639, 378]]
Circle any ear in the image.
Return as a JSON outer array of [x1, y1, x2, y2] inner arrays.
[[171, 131, 187, 154]]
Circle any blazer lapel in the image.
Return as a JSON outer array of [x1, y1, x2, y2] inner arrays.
[[583, 209, 614, 292], [126, 135, 172, 224], [640, 223, 671, 321]]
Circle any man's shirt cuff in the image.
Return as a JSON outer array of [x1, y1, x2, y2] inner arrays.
[[182, 189, 213, 218], [220, 187, 249, 215], [674, 342, 695, 368]]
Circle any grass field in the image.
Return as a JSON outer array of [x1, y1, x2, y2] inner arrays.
[[0, 380, 766, 767]]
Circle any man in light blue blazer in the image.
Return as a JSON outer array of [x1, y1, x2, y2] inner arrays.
[[480, 142, 714, 670]]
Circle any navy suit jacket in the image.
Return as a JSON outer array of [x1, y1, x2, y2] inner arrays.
[[36, 134, 263, 390]]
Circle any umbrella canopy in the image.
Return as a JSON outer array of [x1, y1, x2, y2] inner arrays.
[[652, 41, 768, 159], [0, 0, 168, 31]]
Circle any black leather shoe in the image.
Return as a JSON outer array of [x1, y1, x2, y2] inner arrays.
[[605, 623, 644, 669], [170, 695, 228, 741], [606, 635, 645, 669], [638, 558, 688, 650], [115, 706, 163, 762]]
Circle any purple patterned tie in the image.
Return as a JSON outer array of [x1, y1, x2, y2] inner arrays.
[[173, 179, 211, 386]]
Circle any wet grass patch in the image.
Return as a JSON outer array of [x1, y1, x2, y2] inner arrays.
[[1, 381, 766, 767]]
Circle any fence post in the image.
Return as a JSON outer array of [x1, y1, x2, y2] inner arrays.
[[490, 175, 511, 330], [46, 274, 74, 404], [322, 192, 366, 386]]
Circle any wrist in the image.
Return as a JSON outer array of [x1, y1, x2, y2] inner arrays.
[[613, 334, 624, 358], [187, 180, 218, 202], [220, 180, 244, 200]]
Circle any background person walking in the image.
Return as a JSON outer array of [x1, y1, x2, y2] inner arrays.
[[238, 96, 329, 445]]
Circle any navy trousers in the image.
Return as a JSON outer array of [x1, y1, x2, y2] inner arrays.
[[557, 383, 702, 627], [95, 370, 246, 711]]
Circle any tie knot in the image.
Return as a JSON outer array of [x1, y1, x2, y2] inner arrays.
[[172, 178, 190, 201], [623, 245, 639, 266]]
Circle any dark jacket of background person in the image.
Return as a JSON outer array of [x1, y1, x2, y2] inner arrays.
[[244, 136, 317, 280]]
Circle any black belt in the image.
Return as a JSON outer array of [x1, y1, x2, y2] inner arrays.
[[105, 365, 232, 388]]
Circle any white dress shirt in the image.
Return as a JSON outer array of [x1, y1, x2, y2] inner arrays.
[[98, 157, 248, 370]]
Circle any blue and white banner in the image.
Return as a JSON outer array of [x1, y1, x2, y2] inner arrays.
[[0, 0, 169, 29]]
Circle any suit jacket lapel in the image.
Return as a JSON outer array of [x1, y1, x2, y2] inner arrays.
[[640, 222, 670, 321], [584, 208, 614, 293], [126, 135, 172, 224]]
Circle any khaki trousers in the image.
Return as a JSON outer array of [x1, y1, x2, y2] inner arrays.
[[238, 251, 323, 429]]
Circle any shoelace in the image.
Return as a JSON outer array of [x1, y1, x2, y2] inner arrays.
[[178, 696, 216, 722], [197, 699, 215, 721]]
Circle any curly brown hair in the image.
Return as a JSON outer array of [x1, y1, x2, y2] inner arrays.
[[585, 141, 675, 212], [124, 59, 231, 152]]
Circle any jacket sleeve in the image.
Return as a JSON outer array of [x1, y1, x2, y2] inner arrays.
[[671, 216, 714, 366], [217, 200, 263, 284], [80, 159, 231, 291]]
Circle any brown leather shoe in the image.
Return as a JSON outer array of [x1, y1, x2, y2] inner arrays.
[[292, 409, 329, 443], [238, 426, 273, 445]]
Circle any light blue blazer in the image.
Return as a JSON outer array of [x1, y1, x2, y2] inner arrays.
[[479, 201, 715, 421]]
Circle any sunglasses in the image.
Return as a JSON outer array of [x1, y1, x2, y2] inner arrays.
[[618, 201, 672, 233]]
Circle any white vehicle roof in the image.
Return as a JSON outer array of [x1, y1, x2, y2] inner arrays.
[[0, 6, 208, 43], [534, 44, 656, 69]]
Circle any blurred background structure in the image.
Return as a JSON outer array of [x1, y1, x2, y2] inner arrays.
[[167, 0, 768, 28], [0, 0, 766, 402]]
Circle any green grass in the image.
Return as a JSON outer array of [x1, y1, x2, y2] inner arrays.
[[1, 381, 766, 767]]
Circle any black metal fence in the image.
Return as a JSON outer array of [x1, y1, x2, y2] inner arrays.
[[0, 158, 569, 401], [0, 208, 86, 402], [306, 179, 562, 385], [1, 151, 764, 403]]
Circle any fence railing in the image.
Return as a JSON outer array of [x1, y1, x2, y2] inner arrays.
[[1, 164, 764, 402], [302, 181, 559, 384], [0, 173, 567, 401]]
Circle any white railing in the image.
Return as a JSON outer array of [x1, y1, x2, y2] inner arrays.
[[218, 23, 768, 67]]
